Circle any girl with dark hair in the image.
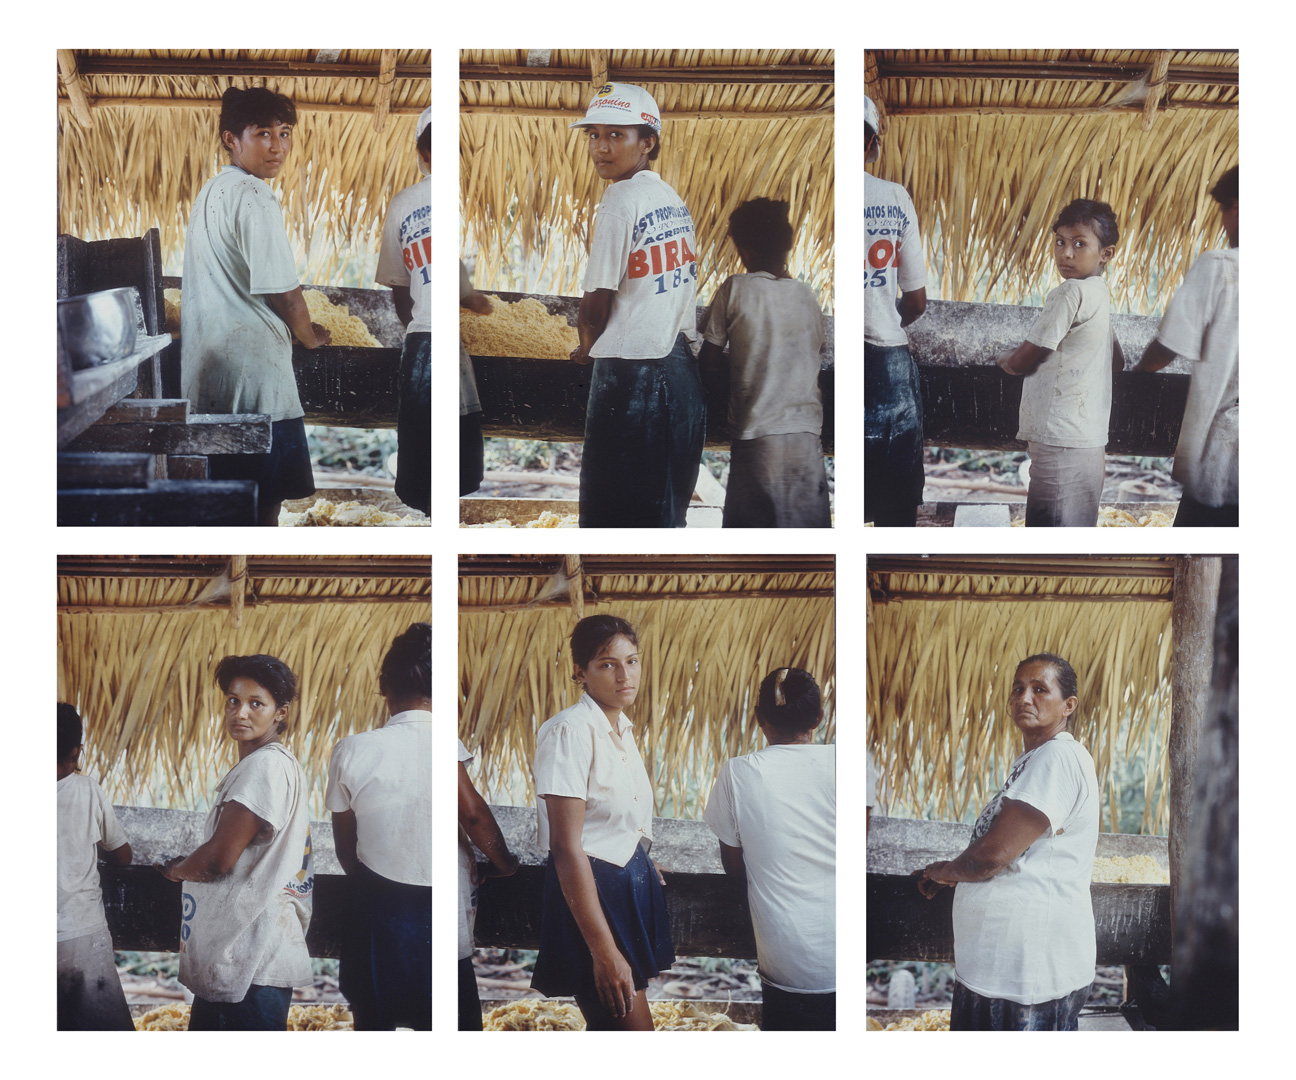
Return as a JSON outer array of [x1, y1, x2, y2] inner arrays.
[[155, 654, 313, 1030], [704, 668, 836, 1029], [529, 614, 674, 1029], [914, 654, 1099, 1030], [568, 84, 705, 527], [180, 86, 331, 527], [995, 199, 1122, 526], [325, 623, 433, 1029]]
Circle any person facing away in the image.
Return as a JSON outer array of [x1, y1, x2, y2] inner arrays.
[[996, 198, 1122, 527], [699, 198, 831, 527], [1135, 165, 1239, 527], [704, 667, 836, 1030], [57, 703, 134, 1030]]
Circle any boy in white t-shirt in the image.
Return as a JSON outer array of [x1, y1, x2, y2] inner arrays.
[[700, 199, 830, 527], [57, 704, 134, 1030], [704, 668, 835, 1030]]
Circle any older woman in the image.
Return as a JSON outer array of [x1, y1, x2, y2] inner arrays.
[[155, 655, 313, 1031], [915, 652, 1099, 1031], [530, 614, 674, 1029]]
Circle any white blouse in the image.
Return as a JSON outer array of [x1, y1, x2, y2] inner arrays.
[[533, 692, 655, 867]]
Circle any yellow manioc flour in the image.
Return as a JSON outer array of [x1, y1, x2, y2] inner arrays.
[[868, 1009, 951, 1031], [134, 1004, 354, 1031], [163, 288, 182, 335], [1092, 854, 1169, 883], [460, 510, 580, 529], [1012, 507, 1174, 527], [481, 1000, 758, 1031], [460, 296, 580, 360], [302, 290, 383, 347], [280, 498, 429, 527]]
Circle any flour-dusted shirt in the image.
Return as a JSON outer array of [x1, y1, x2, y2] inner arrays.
[[57, 773, 129, 941], [583, 170, 699, 359], [376, 177, 431, 335], [704, 744, 835, 993], [325, 709, 431, 886], [864, 173, 927, 348], [951, 732, 1099, 1005], [1154, 248, 1239, 506], [180, 165, 304, 421], [702, 272, 825, 440], [1019, 276, 1114, 449], [533, 692, 654, 867], [179, 743, 313, 1003], [458, 739, 478, 961]]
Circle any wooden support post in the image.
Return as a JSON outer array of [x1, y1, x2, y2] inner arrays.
[[1141, 51, 1172, 132], [565, 554, 585, 622], [372, 50, 397, 132], [57, 49, 95, 129], [590, 50, 609, 89], [1168, 556, 1221, 951], [230, 555, 248, 630]]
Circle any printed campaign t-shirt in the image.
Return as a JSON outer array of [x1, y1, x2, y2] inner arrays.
[[57, 773, 130, 941], [180, 166, 304, 421], [1154, 248, 1239, 505], [702, 272, 825, 441], [583, 170, 699, 359], [376, 177, 432, 335], [704, 744, 836, 993], [1019, 276, 1114, 448], [864, 173, 927, 348], [179, 743, 314, 1003], [951, 732, 1099, 1005]]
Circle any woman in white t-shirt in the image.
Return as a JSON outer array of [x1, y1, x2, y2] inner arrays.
[[914, 652, 1099, 1030], [568, 83, 705, 528], [530, 615, 674, 1029], [155, 654, 313, 1030]]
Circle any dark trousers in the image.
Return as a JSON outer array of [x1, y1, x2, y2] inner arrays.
[[395, 332, 431, 515], [1174, 491, 1238, 527], [188, 984, 292, 1031], [340, 866, 432, 1030], [460, 411, 485, 496], [951, 980, 1091, 1031], [458, 955, 484, 1031], [761, 983, 836, 1030], [865, 341, 925, 525]]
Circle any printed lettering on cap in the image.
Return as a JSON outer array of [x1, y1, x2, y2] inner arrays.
[[596, 84, 615, 97], [641, 112, 658, 125]]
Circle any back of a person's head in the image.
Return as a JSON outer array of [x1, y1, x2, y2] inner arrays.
[[1211, 165, 1239, 208], [219, 86, 297, 139], [755, 667, 822, 734], [380, 622, 432, 701], [57, 702, 82, 763], [728, 197, 795, 261]]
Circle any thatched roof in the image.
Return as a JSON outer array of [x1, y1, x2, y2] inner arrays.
[[57, 49, 430, 284], [57, 555, 430, 812], [459, 49, 835, 308], [867, 555, 1175, 833], [865, 49, 1238, 312], [459, 554, 835, 816]]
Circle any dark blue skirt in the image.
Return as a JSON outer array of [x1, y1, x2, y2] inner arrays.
[[530, 845, 675, 998], [208, 415, 315, 506], [395, 331, 430, 515]]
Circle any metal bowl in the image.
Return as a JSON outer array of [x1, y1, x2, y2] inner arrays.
[[57, 287, 139, 370]]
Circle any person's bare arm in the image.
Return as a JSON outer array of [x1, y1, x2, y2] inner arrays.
[[898, 286, 927, 328], [546, 794, 635, 1017], [331, 809, 362, 876], [462, 290, 493, 316], [265, 287, 331, 348], [718, 840, 746, 877], [101, 841, 132, 867], [571, 289, 615, 364], [1135, 338, 1179, 373], [913, 798, 1051, 897], [996, 341, 1053, 377], [458, 763, 519, 877], [390, 284, 414, 328], [154, 801, 265, 883]]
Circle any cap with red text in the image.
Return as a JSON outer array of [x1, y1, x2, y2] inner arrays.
[[570, 82, 661, 134]]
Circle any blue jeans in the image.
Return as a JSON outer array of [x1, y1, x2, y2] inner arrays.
[[188, 983, 292, 1031]]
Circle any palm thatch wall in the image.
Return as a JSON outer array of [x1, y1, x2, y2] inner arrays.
[[867, 556, 1174, 834], [865, 49, 1238, 313], [460, 49, 834, 308], [57, 555, 430, 812], [459, 555, 835, 817], [57, 49, 430, 284]]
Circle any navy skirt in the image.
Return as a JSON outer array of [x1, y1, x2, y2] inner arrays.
[[208, 415, 315, 506], [530, 846, 675, 999]]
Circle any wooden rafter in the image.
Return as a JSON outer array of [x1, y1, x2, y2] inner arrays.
[[57, 49, 94, 129], [874, 58, 1237, 87], [372, 49, 397, 132], [58, 96, 424, 116], [461, 63, 834, 85], [460, 104, 833, 121], [68, 56, 428, 80]]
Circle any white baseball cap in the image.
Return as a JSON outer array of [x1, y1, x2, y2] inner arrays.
[[864, 95, 882, 163], [570, 82, 661, 134], [416, 105, 431, 144]]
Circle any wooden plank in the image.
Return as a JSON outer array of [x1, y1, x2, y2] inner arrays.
[[99, 398, 191, 423], [165, 455, 208, 480], [292, 346, 400, 427], [57, 452, 152, 489], [67, 414, 272, 455], [57, 355, 144, 448], [57, 480, 258, 526]]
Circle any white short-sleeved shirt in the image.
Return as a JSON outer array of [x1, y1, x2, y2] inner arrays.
[[324, 710, 431, 886], [57, 773, 129, 941], [533, 692, 654, 867], [180, 166, 304, 421], [866, 750, 877, 810], [702, 272, 825, 440], [951, 732, 1099, 1005], [1154, 248, 1239, 505], [704, 745, 835, 993], [583, 171, 699, 359], [1018, 276, 1114, 448], [457, 740, 479, 960], [865, 173, 927, 347], [376, 178, 431, 335], [179, 743, 314, 1003]]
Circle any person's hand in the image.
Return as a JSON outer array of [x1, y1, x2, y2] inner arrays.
[[651, 860, 667, 887], [911, 862, 950, 899], [154, 856, 185, 882], [570, 345, 592, 365], [481, 853, 520, 879], [311, 322, 332, 347], [591, 946, 636, 1018]]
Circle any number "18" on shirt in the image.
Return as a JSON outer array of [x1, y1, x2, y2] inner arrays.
[[628, 238, 698, 293]]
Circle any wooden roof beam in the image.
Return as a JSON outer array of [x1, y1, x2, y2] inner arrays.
[[886, 101, 1234, 117], [372, 49, 397, 132], [57, 556, 431, 579], [868, 555, 1178, 579], [874, 59, 1237, 87], [1141, 51, 1172, 132], [58, 97, 425, 117], [460, 104, 833, 121], [57, 49, 95, 129], [460, 63, 834, 85], [459, 554, 834, 577], [70, 56, 429, 80]]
